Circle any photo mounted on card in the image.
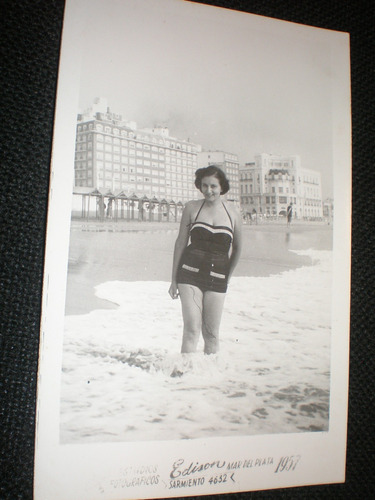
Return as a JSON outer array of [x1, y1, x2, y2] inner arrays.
[[34, 0, 351, 498]]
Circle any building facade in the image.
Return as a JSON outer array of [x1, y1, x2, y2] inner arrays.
[[240, 153, 323, 219], [74, 98, 203, 204], [197, 150, 240, 206]]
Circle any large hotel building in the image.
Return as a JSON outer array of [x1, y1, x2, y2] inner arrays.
[[74, 99, 322, 220], [239, 153, 323, 219], [74, 98, 240, 207]]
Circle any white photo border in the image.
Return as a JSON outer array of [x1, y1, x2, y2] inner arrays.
[[34, 1, 351, 498]]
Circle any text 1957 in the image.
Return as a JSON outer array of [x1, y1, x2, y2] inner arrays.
[[274, 455, 301, 473]]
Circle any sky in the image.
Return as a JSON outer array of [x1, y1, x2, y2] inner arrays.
[[76, 0, 342, 198]]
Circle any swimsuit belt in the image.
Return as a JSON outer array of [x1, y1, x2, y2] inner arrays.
[[190, 241, 227, 254]]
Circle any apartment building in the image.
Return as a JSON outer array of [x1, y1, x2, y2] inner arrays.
[[240, 153, 323, 219], [74, 98, 202, 203]]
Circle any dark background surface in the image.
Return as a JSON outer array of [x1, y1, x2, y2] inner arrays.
[[1, 0, 373, 498]]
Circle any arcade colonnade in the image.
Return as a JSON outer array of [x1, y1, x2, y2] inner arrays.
[[72, 189, 184, 223]]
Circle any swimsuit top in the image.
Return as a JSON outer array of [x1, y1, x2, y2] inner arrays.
[[188, 201, 233, 254]]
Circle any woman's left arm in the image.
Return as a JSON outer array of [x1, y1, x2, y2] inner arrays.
[[228, 209, 243, 280]]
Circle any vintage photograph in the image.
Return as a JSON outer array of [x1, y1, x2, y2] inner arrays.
[[34, 0, 351, 498]]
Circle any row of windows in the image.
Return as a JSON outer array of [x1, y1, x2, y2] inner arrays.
[[95, 140, 196, 159], [76, 142, 93, 151], [241, 171, 322, 188], [76, 134, 93, 142], [92, 146, 196, 161], [304, 187, 321, 198], [241, 197, 254, 204], [94, 135, 193, 154], [265, 161, 294, 168], [241, 185, 254, 194], [225, 166, 239, 174], [241, 184, 297, 195], [75, 160, 198, 175], [77, 122, 198, 153], [240, 174, 296, 182], [98, 158, 195, 172], [88, 170, 197, 187], [75, 172, 92, 179], [226, 172, 239, 180], [303, 176, 320, 185], [75, 162, 91, 169], [96, 173, 167, 184], [102, 164, 166, 176], [76, 180, 94, 187], [92, 151, 195, 166], [240, 172, 254, 181], [266, 175, 295, 181], [276, 187, 289, 194], [303, 200, 322, 207], [240, 196, 298, 205], [77, 123, 94, 132], [77, 161, 195, 174]]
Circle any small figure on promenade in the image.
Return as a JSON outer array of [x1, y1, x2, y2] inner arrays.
[[106, 198, 113, 218], [287, 203, 293, 226], [169, 165, 242, 355], [97, 197, 106, 220]]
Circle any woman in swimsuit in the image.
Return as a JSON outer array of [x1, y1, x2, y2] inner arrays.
[[168, 165, 242, 355]]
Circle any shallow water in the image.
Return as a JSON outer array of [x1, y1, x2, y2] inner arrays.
[[61, 249, 332, 444], [65, 223, 332, 315]]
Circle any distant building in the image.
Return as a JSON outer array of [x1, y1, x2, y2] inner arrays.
[[197, 150, 240, 206], [74, 98, 202, 203], [239, 153, 323, 219]]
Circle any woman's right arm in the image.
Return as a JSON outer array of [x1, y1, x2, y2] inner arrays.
[[169, 203, 192, 299]]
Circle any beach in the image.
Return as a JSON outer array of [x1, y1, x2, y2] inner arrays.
[[65, 220, 332, 315], [61, 220, 333, 444]]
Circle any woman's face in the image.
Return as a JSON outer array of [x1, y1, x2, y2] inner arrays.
[[200, 175, 222, 202]]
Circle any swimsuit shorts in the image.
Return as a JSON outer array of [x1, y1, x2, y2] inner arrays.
[[177, 244, 230, 293]]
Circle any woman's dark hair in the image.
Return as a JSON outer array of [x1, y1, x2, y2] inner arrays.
[[194, 165, 230, 195]]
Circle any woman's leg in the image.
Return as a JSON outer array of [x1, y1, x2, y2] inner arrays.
[[202, 291, 226, 354], [178, 284, 204, 353]]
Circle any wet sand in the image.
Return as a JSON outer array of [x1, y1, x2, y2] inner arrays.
[[65, 220, 332, 315]]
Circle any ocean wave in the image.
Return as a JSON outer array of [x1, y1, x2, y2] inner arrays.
[[61, 249, 332, 443]]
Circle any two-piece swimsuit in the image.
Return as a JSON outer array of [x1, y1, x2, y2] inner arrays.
[[177, 200, 234, 293]]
